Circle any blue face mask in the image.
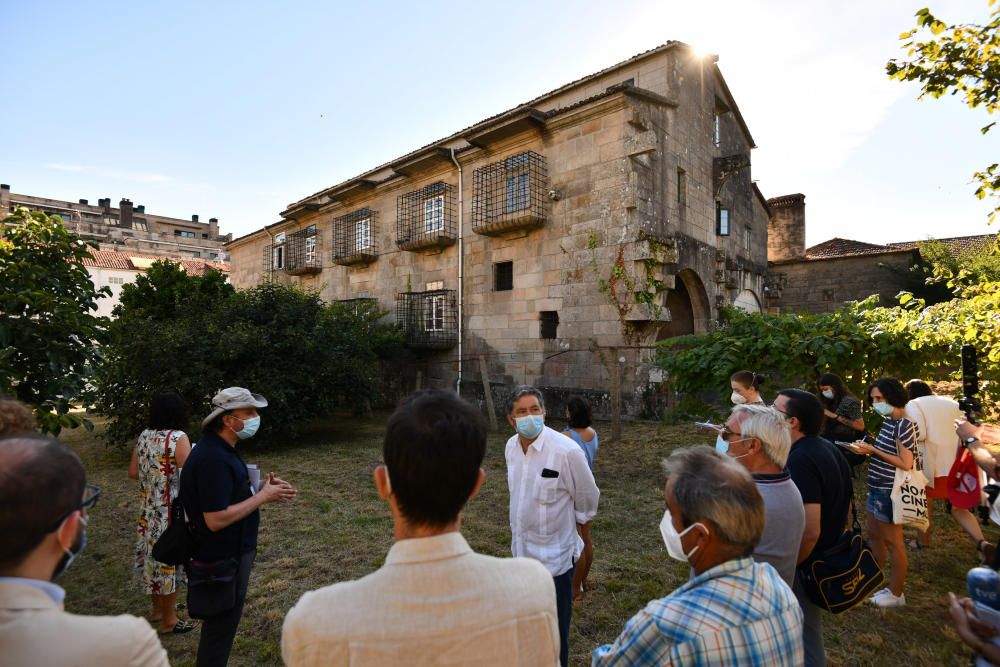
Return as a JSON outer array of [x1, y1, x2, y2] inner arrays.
[[821, 389, 835, 400], [53, 516, 87, 580], [515, 414, 545, 440], [715, 433, 729, 454], [873, 402, 893, 417], [233, 416, 261, 440]]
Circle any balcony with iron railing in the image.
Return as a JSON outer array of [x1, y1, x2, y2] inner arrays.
[[332, 209, 378, 266], [472, 151, 548, 236], [395, 289, 458, 349], [396, 182, 457, 252]]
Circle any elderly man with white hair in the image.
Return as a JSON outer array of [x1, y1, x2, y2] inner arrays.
[[593, 446, 803, 667], [716, 403, 804, 588]]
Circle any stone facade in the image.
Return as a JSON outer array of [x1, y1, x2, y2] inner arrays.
[[0, 184, 231, 261], [769, 251, 917, 313], [226, 42, 770, 414]]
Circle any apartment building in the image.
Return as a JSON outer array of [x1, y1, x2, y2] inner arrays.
[[0, 184, 231, 261], [226, 41, 772, 414]]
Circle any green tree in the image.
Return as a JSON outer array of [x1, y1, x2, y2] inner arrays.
[[94, 267, 403, 446], [887, 2, 1000, 221], [0, 207, 109, 433]]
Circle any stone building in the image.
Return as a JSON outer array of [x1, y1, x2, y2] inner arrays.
[[0, 183, 231, 261], [766, 193, 995, 312], [226, 41, 771, 414]]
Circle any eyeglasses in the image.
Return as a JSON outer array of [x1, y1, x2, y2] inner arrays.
[[45, 484, 101, 533], [720, 427, 743, 441]]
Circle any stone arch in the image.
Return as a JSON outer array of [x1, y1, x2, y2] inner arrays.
[[733, 289, 761, 313], [657, 268, 712, 340]]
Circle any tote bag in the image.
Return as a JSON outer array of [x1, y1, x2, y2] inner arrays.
[[890, 423, 929, 531]]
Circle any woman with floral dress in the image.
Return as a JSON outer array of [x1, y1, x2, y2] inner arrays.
[[128, 392, 196, 634]]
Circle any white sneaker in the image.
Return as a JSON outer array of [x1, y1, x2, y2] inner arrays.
[[870, 589, 906, 608]]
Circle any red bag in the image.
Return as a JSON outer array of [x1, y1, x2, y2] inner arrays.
[[948, 447, 982, 510]]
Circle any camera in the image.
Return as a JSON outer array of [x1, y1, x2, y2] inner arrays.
[[959, 344, 983, 425]]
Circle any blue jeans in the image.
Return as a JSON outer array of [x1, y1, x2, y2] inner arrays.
[[867, 487, 893, 523], [554, 563, 575, 667]]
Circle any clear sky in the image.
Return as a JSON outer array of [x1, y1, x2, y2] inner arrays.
[[3, 0, 996, 246]]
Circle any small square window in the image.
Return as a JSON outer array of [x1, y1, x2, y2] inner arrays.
[[201, 233, 208, 239], [540, 311, 559, 340], [494, 261, 513, 291], [716, 204, 730, 236]]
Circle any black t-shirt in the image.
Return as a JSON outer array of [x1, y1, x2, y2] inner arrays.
[[787, 434, 853, 559], [179, 430, 259, 561]]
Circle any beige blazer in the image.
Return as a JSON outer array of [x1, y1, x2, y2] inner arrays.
[[0, 581, 169, 667], [282, 532, 560, 667]]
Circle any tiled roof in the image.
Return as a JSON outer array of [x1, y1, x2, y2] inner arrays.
[[803, 234, 997, 260], [80, 250, 229, 275]]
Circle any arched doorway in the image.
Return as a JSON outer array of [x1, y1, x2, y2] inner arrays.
[[657, 269, 712, 340], [733, 289, 761, 313]]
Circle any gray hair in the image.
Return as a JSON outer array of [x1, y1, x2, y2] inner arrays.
[[661, 446, 764, 553], [507, 386, 546, 415], [732, 404, 792, 468]]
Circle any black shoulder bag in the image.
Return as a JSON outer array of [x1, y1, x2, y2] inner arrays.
[[797, 499, 884, 614], [152, 431, 192, 566]]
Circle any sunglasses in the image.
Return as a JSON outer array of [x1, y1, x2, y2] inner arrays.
[[45, 484, 101, 533]]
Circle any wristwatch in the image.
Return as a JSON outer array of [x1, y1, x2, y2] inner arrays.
[[964, 436, 980, 448]]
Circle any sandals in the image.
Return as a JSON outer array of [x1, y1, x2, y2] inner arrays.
[[159, 618, 198, 635]]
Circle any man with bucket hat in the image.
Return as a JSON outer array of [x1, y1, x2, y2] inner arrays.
[[180, 387, 297, 666]]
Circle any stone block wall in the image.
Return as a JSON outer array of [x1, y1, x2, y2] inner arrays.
[[770, 251, 918, 313]]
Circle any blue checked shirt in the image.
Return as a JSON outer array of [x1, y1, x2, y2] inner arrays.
[[592, 557, 803, 667]]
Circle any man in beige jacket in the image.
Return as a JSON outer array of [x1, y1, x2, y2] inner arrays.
[[0, 434, 169, 667], [282, 389, 560, 667]]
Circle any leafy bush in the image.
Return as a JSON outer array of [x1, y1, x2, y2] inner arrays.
[[94, 262, 403, 446], [0, 208, 109, 433]]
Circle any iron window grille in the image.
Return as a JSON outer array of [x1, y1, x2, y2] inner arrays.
[[395, 289, 458, 349], [396, 182, 456, 252], [285, 224, 322, 275], [333, 208, 378, 265], [262, 231, 287, 278], [472, 151, 548, 236]]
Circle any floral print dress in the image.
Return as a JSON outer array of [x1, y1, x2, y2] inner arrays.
[[134, 429, 184, 594]]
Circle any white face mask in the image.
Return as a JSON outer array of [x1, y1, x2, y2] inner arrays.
[[659, 509, 705, 562], [821, 389, 835, 400], [731, 392, 748, 405]]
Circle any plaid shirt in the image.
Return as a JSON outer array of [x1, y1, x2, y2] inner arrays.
[[592, 557, 803, 667]]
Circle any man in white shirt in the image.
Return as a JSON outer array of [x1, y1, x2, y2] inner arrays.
[[506, 386, 600, 667], [282, 389, 560, 667], [0, 435, 169, 667]]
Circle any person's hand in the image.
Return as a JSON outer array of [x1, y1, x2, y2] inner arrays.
[[958, 420, 986, 442], [260, 472, 297, 504], [850, 442, 876, 456], [824, 409, 838, 419], [949, 592, 998, 654]]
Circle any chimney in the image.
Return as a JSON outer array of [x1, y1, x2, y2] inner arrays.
[[0, 184, 9, 214], [766, 194, 806, 262], [79, 199, 89, 205], [119, 198, 134, 229], [208, 217, 219, 238], [191, 214, 199, 223], [136, 204, 145, 213], [100, 197, 112, 209]]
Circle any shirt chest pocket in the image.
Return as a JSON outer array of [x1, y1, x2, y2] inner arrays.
[[533, 476, 561, 504]]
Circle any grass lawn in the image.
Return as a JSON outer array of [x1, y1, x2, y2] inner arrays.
[[59, 415, 992, 666]]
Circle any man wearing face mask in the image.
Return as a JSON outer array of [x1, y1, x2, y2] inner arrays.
[[716, 404, 804, 589], [593, 446, 803, 666], [180, 387, 298, 667], [505, 386, 600, 667], [0, 434, 169, 667]]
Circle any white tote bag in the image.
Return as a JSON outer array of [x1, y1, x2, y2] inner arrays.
[[891, 423, 930, 531]]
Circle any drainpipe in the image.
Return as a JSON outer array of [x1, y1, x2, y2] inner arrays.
[[450, 148, 464, 395]]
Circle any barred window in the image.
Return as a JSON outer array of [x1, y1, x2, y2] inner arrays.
[[424, 195, 444, 233], [355, 217, 372, 251]]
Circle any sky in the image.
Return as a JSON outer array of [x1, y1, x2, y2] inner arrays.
[[2, 0, 997, 247]]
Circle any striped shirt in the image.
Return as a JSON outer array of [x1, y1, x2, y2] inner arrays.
[[867, 417, 917, 490], [592, 557, 803, 667]]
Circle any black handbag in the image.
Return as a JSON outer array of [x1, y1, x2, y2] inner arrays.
[[797, 500, 884, 614], [151, 431, 192, 566], [186, 558, 240, 619]]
